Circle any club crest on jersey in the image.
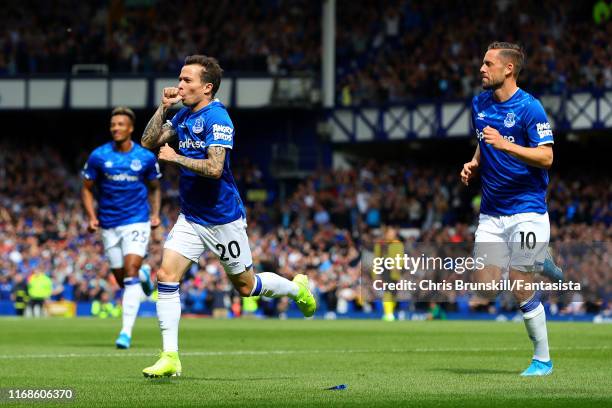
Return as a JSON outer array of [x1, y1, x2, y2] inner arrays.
[[504, 112, 516, 128], [192, 118, 204, 134], [104, 160, 113, 168], [130, 159, 142, 171]]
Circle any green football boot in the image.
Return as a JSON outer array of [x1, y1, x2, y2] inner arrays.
[[142, 351, 182, 378], [292, 274, 316, 317]]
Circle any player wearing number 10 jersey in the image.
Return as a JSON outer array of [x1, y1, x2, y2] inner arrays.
[[460, 42, 560, 376]]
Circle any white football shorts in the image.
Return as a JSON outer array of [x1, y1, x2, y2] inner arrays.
[[164, 214, 253, 275], [101, 221, 151, 269], [474, 212, 550, 273]]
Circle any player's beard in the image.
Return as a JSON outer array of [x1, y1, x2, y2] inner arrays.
[[482, 76, 504, 90]]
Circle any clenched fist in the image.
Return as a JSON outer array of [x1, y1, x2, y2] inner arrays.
[[482, 126, 508, 150], [158, 143, 179, 163], [162, 87, 182, 108]]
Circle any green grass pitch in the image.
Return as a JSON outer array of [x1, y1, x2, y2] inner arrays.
[[0, 318, 610, 407]]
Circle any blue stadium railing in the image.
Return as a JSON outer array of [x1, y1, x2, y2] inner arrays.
[[326, 88, 612, 142], [0, 75, 610, 141]]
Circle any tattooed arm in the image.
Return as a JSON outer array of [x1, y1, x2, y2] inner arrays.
[[141, 87, 182, 149], [141, 105, 177, 149], [158, 144, 226, 179]]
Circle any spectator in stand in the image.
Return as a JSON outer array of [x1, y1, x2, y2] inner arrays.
[[1, 1, 609, 101], [0, 143, 609, 318]]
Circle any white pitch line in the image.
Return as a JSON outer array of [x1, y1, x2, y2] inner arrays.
[[0, 346, 609, 360]]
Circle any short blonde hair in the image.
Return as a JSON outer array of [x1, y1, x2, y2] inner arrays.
[[487, 42, 525, 79]]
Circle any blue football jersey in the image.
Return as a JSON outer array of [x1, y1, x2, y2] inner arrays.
[[82, 141, 161, 228], [168, 99, 245, 226], [472, 88, 554, 216]]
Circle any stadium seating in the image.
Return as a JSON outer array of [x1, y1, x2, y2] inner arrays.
[[0, 143, 609, 316]]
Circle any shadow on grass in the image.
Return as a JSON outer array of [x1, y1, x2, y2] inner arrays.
[[432, 368, 517, 375], [143, 376, 296, 384]]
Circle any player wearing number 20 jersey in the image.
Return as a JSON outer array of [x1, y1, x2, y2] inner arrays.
[[140, 55, 315, 379]]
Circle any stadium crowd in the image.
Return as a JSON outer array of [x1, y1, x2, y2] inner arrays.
[[0, 143, 610, 318], [1, 0, 610, 102], [336, 0, 612, 104], [0, 0, 319, 75]]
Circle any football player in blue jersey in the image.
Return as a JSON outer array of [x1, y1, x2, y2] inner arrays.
[[140, 55, 315, 378], [82, 107, 162, 349], [460, 42, 560, 376]]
